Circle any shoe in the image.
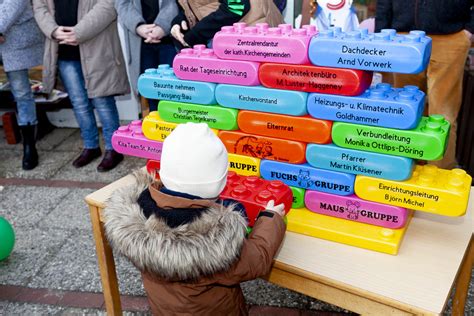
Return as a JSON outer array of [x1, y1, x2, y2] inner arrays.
[[20, 125, 38, 170], [97, 150, 124, 172], [72, 148, 102, 168]]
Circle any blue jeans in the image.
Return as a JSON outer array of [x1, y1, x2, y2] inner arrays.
[[140, 42, 177, 111], [6, 69, 37, 126], [58, 60, 120, 150]]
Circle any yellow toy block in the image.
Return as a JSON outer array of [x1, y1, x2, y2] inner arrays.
[[142, 112, 177, 141], [355, 165, 472, 217], [287, 207, 413, 255], [228, 153, 260, 176], [142, 111, 218, 141]]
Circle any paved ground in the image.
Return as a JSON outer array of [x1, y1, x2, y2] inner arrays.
[[0, 127, 472, 315]]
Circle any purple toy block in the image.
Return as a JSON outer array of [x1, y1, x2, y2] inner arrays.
[[172, 44, 261, 85], [305, 190, 408, 229], [111, 120, 163, 160], [213, 23, 317, 64]]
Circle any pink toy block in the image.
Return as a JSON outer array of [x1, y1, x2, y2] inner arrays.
[[305, 190, 408, 229], [111, 120, 163, 160], [172, 44, 261, 85], [213, 23, 318, 65]]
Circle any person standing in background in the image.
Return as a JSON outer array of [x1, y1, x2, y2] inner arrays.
[[295, 0, 359, 31], [0, 0, 44, 170], [33, 0, 130, 172], [115, 0, 178, 112], [375, 0, 473, 169], [170, 0, 284, 49]]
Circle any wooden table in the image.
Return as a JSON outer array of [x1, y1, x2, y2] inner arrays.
[[85, 173, 474, 315]]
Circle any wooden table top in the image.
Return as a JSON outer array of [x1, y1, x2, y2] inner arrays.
[[86, 173, 473, 314]]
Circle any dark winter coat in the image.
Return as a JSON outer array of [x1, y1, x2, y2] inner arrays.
[[375, 0, 474, 34], [104, 171, 286, 316]]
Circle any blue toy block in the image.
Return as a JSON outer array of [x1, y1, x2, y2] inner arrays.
[[137, 65, 217, 104], [309, 29, 432, 74], [306, 143, 414, 181], [215, 84, 308, 116], [307, 83, 425, 129], [260, 160, 355, 196]]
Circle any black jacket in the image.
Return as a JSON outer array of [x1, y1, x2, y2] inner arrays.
[[172, 0, 250, 47], [375, 0, 474, 34]]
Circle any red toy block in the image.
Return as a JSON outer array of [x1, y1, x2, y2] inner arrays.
[[146, 160, 161, 179], [220, 171, 293, 226], [259, 63, 373, 96]]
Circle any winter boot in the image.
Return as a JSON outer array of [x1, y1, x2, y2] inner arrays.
[[20, 125, 39, 170], [97, 150, 124, 172]]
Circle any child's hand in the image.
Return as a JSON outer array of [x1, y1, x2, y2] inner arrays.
[[171, 21, 190, 47], [265, 200, 285, 217], [136, 24, 155, 39]]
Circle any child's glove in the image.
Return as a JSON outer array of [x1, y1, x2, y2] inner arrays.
[[171, 21, 190, 47], [265, 200, 285, 217]]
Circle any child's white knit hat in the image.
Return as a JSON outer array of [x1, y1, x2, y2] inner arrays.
[[159, 122, 228, 198]]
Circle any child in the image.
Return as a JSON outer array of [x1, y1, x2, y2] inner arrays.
[[295, 0, 359, 32], [104, 122, 287, 315], [170, 0, 284, 48]]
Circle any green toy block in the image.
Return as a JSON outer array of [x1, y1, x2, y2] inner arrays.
[[332, 115, 450, 161], [290, 186, 305, 209], [158, 101, 239, 130]]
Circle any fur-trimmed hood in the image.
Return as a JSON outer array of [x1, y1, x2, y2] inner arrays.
[[103, 170, 248, 281]]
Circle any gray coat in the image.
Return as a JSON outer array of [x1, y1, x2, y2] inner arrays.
[[0, 0, 44, 72], [33, 0, 130, 98], [115, 0, 178, 95]]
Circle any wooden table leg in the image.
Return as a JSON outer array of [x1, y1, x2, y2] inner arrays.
[[452, 235, 474, 315], [89, 205, 122, 315]]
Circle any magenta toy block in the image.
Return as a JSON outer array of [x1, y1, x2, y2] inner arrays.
[[305, 191, 408, 229], [220, 171, 293, 226], [111, 121, 163, 160], [173, 45, 260, 85], [213, 23, 318, 64]]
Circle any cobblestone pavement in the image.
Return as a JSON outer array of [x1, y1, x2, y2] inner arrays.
[[0, 128, 472, 315]]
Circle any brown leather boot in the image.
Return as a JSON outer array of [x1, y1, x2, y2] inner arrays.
[[97, 150, 124, 172], [72, 148, 102, 168]]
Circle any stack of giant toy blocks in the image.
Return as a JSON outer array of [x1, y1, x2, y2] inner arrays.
[[113, 23, 472, 255]]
